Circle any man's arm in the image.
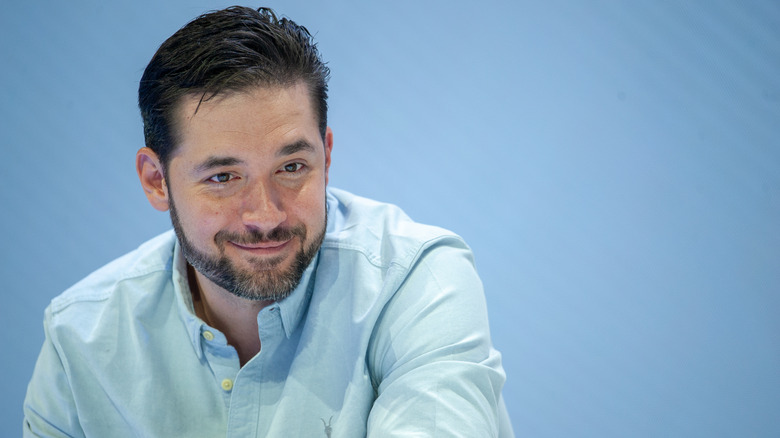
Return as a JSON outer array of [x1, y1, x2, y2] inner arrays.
[[366, 239, 512, 437], [23, 309, 85, 438]]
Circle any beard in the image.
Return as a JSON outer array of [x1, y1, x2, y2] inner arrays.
[[169, 195, 326, 302]]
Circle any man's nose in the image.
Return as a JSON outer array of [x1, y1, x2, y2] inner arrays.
[[241, 183, 287, 232]]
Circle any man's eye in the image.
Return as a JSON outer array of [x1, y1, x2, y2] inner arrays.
[[208, 173, 234, 183], [283, 163, 304, 173]]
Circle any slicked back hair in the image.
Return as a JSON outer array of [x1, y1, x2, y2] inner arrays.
[[138, 6, 330, 170]]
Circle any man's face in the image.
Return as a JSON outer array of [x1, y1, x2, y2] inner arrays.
[[164, 83, 332, 302]]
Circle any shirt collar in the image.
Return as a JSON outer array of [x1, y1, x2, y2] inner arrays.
[[171, 240, 206, 359], [170, 237, 318, 358], [275, 252, 318, 338]]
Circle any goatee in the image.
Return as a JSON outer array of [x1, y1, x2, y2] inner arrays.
[[169, 196, 325, 302]]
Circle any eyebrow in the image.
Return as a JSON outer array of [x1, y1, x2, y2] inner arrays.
[[192, 140, 318, 174], [194, 156, 244, 174], [277, 140, 316, 157]]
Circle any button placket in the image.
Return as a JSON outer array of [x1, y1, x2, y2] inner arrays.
[[199, 326, 240, 407]]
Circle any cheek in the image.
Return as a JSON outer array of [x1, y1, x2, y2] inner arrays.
[[201, 204, 234, 229], [292, 190, 327, 227], [181, 200, 234, 237]]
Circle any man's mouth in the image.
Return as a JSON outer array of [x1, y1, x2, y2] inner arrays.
[[230, 238, 291, 250]]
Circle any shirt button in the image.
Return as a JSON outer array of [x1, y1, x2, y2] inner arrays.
[[221, 379, 233, 391], [202, 330, 215, 341]]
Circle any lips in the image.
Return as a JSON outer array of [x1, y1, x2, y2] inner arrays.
[[232, 239, 289, 249], [229, 238, 292, 253], [215, 225, 306, 258]]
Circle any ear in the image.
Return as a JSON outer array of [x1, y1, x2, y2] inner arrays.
[[324, 126, 333, 185], [136, 147, 170, 212]]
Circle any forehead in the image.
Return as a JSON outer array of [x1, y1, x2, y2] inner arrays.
[[176, 82, 316, 128], [169, 82, 320, 158]]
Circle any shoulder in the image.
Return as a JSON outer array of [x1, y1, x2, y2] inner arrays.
[[47, 231, 178, 323], [323, 188, 470, 271]]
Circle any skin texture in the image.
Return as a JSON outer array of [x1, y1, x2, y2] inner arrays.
[[136, 82, 333, 364]]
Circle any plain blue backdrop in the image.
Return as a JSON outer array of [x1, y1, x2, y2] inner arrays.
[[2, 1, 779, 436]]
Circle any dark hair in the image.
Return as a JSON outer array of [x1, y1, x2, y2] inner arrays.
[[138, 6, 330, 169]]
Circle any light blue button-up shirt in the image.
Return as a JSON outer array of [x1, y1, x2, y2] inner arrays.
[[24, 188, 512, 437]]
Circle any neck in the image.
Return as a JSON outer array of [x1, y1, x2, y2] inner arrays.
[[187, 264, 271, 366]]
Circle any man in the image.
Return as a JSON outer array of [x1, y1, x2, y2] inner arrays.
[[24, 6, 512, 437]]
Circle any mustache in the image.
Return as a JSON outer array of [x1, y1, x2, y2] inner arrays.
[[215, 225, 306, 246]]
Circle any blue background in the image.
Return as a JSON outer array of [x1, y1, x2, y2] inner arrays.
[[2, 1, 779, 436]]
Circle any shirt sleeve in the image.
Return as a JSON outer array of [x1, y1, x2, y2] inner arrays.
[[366, 238, 512, 437], [23, 307, 85, 438]]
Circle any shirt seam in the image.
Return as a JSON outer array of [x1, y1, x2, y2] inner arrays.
[[49, 265, 173, 315], [319, 234, 459, 271]]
